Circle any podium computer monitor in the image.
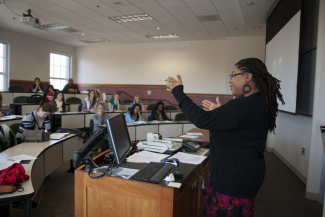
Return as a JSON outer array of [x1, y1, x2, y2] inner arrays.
[[106, 114, 132, 165]]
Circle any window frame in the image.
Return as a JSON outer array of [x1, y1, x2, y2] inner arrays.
[[0, 39, 10, 92], [49, 51, 72, 90]]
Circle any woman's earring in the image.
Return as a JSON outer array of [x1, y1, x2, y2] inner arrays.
[[242, 83, 251, 93]]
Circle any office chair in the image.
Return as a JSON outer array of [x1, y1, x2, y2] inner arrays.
[[89, 119, 94, 137], [164, 106, 177, 110], [9, 123, 20, 136], [9, 85, 24, 93], [78, 104, 82, 112], [104, 103, 109, 111], [147, 104, 155, 111], [66, 97, 82, 104], [123, 100, 133, 104], [175, 113, 187, 121]]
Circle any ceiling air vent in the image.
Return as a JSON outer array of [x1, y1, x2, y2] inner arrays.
[[79, 39, 110, 44], [197, 15, 222, 22]]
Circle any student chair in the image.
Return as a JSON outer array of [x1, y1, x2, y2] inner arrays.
[[175, 113, 187, 121], [104, 103, 109, 111], [147, 104, 155, 111], [12, 96, 28, 115], [89, 119, 94, 137], [28, 87, 33, 93], [164, 106, 177, 110], [78, 104, 82, 112], [9, 123, 20, 136], [123, 100, 133, 104], [9, 85, 24, 93], [66, 97, 82, 104]]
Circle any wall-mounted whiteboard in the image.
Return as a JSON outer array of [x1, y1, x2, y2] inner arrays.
[[265, 11, 301, 114]]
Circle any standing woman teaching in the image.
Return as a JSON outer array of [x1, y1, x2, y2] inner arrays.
[[164, 58, 284, 217], [108, 92, 121, 111]]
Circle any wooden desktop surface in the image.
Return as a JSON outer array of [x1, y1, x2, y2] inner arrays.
[[174, 128, 210, 143]]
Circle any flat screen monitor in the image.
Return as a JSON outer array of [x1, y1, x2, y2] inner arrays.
[[106, 114, 132, 165]]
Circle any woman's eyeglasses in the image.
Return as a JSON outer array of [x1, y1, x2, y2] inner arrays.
[[230, 72, 249, 79]]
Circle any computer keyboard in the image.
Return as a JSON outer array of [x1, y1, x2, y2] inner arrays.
[[130, 162, 173, 184]]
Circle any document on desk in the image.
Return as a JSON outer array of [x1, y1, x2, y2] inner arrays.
[[0, 160, 21, 170], [7, 154, 37, 161], [134, 121, 149, 125], [169, 152, 206, 165], [126, 151, 170, 163], [93, 167, 139, 179], [179, 135, 199, 139], [151, 120, 164, 123], [186, 133, 203, 136]]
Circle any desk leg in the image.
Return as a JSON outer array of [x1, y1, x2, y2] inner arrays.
[[0, 203, 10, 217], [26, 198, 31, 217]]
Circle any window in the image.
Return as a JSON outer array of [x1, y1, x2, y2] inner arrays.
[[0, 42, 8, 91], [50, 53, 71, 90]]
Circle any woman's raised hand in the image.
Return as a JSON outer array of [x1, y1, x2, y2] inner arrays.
[[202, 97, 221, 111], [164, 74, 183, 92]]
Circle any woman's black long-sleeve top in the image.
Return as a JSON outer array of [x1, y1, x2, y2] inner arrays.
[[172, 85, 268, 198], [149, 110, 169, 121]]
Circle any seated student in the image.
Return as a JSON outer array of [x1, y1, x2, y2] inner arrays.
[[108, 92, 121, 111], [149, 101, 175, 121], [50, 91, 65, 112], [130, 95, 145, 112], [31, 77, 43, 92], [16, 101, 52, 143], [63, 78, 80, 93], [92, 103, 110, 153], [95, 87, 107, 103], [82, 90, 98, 112], [43, 85, 55, 103], [125, 104, 144, 123]]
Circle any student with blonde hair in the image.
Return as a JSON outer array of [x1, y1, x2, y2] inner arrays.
[[108, 92, 121, 111], [95, 87, 107, 103], [130, 95, 145, 111]]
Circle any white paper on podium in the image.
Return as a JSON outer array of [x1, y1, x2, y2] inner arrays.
[[169, 152, 206, 165], [126, 151, 170, 163]]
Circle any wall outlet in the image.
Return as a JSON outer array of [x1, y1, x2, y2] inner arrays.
[[147, 90, 152, 96], [301, 144, 306, 159]]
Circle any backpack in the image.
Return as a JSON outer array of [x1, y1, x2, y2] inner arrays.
[[26, 94, 42, 104]]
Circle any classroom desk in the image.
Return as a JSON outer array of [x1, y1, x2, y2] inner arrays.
[[74, 130, 210, 217], [11, 103, 40, 116], [0, 117, 22, 126], [0, 92, 43, 105], [0, 134, 83, 217], [174, 128, 210, 143]]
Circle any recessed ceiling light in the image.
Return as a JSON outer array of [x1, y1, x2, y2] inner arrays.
[[115, 2, 122, 6], [254, 27, 259, 30], [34, 23, 71, 30], [81, 33, 85, 35], [156, 27, 160, 30], [13, 17, 16, 19], [109, 13, 153, 23], [146, 34, 180, 39], [246, 2, 255, 5]]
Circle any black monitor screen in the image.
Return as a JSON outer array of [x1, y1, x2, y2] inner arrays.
[[106, 114, 132, 165]]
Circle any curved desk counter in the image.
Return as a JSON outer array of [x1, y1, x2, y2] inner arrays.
[[0, 117, 23, 126], [0, 135, 83, 217]]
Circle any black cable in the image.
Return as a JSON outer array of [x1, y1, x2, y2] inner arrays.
[[88, 159, 115, 179], [3, 0, 22, 17]]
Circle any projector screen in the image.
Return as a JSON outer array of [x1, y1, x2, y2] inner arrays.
[[265, 11, 301, 114]]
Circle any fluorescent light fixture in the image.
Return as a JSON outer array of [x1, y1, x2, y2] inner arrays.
[[79, 38, 109, 44], [34, 23, 71, 30], [109, 13, 153, 23], [146, 34, 180, 39]]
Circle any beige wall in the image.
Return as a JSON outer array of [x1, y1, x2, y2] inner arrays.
[[76, 36, 265, 94], [0, 27, 76, 85]]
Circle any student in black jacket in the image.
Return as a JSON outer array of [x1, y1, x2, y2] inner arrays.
[[164, 58, 284, 217], [149, 101, 175, 121]]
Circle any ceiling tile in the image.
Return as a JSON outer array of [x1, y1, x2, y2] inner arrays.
[[25, 0, 58, 9], [159, 1, 189, 11], [169, 9, 195, 18], [202, 21, 224, 28], [212, 0, 239, 7], [137, 3, 166, 13], [184, 0, 215, 9], [156, 0, 184, 2], [191, 8, 218, 16], [130, 0, 158, 6], [116, 6, 144, 14], [192, 32, 215, 40], [148, 11, 174, 20], [177, 16, 200, 24], [100, 0, 134, 8], [216, 6, 241, 15]]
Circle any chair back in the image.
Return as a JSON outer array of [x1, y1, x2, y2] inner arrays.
[[147, 104, 155, 111], [9, 86, 24, 93], [78, 104, 82, 112], [89, 119, 94, 136], [66, 97, 82, 104], [164, 106, 177, 110], [13, 96, 27, 103], [9, 123, 20, 136], [28, 87, 33, 93], [104, 103, 109, 111], [175, 113, 187, 121], [123, 100, 133, 104]]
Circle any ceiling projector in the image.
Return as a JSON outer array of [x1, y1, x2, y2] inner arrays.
[[20, 16, 41, 26]]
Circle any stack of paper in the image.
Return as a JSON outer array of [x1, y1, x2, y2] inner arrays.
[[151, 120, 164, 123], [163, 120, 174, 123], [126, 151, 170, 163], [93, 167, 139, 179], [7, 154, 37, 161], [1, 115, 17, 120], [50, 133, 70, 140], [134, 121, 149, 125], [169, 152, 206, 165], [179, 135, 199, 139], [186, 133, 203, 136]]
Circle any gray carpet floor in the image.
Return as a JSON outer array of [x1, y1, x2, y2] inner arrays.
[[10, 151, 324, 217]]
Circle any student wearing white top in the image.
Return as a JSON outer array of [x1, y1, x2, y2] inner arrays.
[[50, 91, 65, 112], [95, 87, 107, 103], [82, 90, 99, 112], [130, 95, 146, 112]]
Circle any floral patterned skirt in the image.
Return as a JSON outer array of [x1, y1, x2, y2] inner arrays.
[[204, 187, 255, 217]]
